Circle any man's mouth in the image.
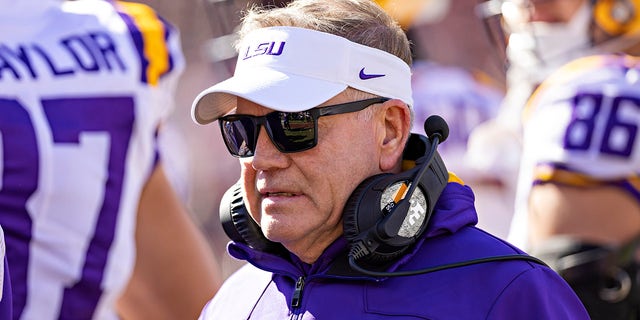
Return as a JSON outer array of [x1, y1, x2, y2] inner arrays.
[[265, 192, 297, 197]]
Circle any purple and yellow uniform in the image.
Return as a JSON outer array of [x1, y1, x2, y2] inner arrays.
[[508, 54, 640, 248], [0, 0, 184, 318]]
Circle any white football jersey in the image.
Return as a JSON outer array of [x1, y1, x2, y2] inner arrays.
[[0, 0, 184, 319], [507, 54, 640, 249]]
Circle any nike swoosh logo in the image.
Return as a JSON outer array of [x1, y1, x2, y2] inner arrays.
[[359, 68, 385, 80]]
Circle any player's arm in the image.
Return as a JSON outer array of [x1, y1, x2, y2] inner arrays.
[[116, 163, 222, 320], [528, 183, 640, 247]]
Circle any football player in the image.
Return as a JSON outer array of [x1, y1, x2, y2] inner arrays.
[[0, 0, 221, 319], [473, 0, 640, 318], [517, 52, 640, 320], [468, 0, 640, 246]]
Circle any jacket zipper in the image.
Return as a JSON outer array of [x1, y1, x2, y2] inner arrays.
[[289, 276, 305, 320]]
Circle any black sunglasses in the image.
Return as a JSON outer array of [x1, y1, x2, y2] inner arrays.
[[218, 97, 389, 158]]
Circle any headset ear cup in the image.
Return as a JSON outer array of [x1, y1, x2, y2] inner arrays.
[[343, 174, 389, 243], [219, 182, 247, 244], [219, 182, 286, 254], [343, 173, 411, 265]]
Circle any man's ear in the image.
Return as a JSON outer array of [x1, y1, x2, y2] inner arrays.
[[378, 99, 411, 171]]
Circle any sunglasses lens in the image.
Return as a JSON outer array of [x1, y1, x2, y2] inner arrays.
[[220, 111, 317, 157], [218, 98, 387, 157], [220, 117, 257, 157], [266, 111, 316, 152]]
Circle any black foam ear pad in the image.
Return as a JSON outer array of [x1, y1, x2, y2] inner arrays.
[[343, 172, 417, 264], [219, 182, 286, 254]]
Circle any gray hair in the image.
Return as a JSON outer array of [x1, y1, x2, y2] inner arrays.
[[237, 0, 412, 66]]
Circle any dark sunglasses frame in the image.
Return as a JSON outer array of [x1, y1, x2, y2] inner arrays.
[[219, 97, 390, 157]]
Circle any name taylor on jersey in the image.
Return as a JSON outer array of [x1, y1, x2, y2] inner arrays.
[[1, 30, 127, 82]]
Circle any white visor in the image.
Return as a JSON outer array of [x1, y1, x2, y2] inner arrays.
[[191, 26, 413, 124]]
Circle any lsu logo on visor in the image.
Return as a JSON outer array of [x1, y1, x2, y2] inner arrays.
[[242, 41, 286, 60]]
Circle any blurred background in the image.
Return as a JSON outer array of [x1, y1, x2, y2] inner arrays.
[[126, 0, 508, 279]]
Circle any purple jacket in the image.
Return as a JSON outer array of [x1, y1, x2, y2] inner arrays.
[[201, 182, 588, 319]]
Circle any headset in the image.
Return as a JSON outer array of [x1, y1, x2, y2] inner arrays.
[[219, 115, 546, 276], [342, 115, 449, 265]]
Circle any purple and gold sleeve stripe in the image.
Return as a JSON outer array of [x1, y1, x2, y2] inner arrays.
[[533, 163, 604, 187], [534, 162, 640, 203], [115, 1, 175, 86]]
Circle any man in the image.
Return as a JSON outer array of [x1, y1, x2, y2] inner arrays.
[[473, 0, 640, 318], [470, 0, 640, 248], [191, 0, 588, 318], [467, 0, 593, 245], [517, 53, 640, 320], [0, 0, 220, 319]]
